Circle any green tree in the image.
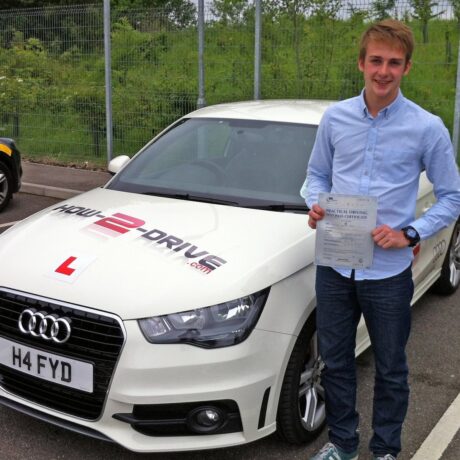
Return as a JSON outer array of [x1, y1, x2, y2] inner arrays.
[[371, 0, 396, 20], [113, 0, 196, 28], [210, 0, 250, 25], [0, 35, 49, 137], [451, 0, 460, 29], [0, 4, 104, 54], [0, 1, 44, 7], [346, 2, 369, 23], [0, 0, 196, 30], [0, 0, 95, 7], [265, 0, 312, 91], [410, 0, 444, 43], [309, 0, 341, 20]]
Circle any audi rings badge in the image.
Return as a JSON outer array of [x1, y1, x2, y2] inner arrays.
[[433, 239, 447, 263], [18, 308, 72, 344]]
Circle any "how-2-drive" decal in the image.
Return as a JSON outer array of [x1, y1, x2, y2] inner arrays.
[[52, 204, 227, 275]]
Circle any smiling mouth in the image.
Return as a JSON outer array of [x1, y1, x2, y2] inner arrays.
[[374, 79, 392, 88]]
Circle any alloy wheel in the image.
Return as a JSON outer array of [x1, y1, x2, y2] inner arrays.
[[448, 223, 460, 288], [298, 332, 326, 432], [0, 171, 9, 206]]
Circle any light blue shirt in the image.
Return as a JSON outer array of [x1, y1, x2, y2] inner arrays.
[[301, 91, 460, 280]]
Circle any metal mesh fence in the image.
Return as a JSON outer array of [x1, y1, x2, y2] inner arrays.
[[0, 1, 458, 167], [0, 5, 105, 164], [109, 7, 199, 159]]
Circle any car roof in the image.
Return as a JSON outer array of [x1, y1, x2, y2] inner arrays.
[[186, 99, 336, 125]]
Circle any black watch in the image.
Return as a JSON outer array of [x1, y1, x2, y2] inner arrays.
[[401, 226, 420, 247]]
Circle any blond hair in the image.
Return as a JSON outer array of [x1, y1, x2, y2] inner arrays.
[[359, 19, 414, 63]]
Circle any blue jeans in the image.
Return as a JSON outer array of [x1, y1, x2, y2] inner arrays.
[[315, 265, 413, 457]]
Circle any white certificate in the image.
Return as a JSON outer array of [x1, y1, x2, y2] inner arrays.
[[315, 193, 378, 269]]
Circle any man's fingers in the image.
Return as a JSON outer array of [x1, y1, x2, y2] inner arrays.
[[372, 226, 409, 249], [372, 225, 390, 237], [309, 205, 325, 220], [311, 204, 325, 217]]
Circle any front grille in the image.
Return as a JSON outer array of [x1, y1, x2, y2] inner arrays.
[[0, 289, 125, 420]]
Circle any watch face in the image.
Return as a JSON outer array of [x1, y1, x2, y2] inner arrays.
[[407, 228, 417, 238]]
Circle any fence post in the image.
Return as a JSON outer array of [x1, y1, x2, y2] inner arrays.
[[104, 0, 113, 163], [197, 0, 206, 108], [254, 0, 261, 100], [453, 37, 460, 161]]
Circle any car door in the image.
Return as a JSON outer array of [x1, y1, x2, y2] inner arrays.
[[411, 171, 455, 301], [411, 171, 437, 289], [355, 171, 440, 355]]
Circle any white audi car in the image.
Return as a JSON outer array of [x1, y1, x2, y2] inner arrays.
[[0, 101, 458, 453]]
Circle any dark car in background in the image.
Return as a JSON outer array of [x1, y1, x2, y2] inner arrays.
[[0, 138, 22, 212]]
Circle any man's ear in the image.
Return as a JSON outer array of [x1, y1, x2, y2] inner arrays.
[[358, 58, 364, 72], [404, 59, 412, 76]]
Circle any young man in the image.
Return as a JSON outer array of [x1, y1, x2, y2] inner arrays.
[[301, 19, 460, 460]]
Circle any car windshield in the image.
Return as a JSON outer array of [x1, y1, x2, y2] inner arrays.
[[107, 117, 317, 211]]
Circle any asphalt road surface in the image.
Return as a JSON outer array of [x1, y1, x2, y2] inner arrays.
[[0, 192, 459, 460], [0, 192, 61, 230]]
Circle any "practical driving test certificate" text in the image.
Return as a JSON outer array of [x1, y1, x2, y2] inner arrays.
[[315, 193, 378, 269]]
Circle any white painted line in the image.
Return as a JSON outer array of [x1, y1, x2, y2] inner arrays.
[[411, 392, 460, 459], [0, 221, 20, 229]]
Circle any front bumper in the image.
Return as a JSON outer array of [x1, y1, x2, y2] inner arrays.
[[0, 316, 294, 452]]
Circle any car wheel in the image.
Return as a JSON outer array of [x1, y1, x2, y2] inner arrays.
[[432, 220, 460, 295], [277, 316, 326, 444], [0, 161, 13, 212]]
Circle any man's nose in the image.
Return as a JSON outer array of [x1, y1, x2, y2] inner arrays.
[[379, 62, 390, 75]]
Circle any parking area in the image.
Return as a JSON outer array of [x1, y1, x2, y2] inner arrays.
[[0, 188, 459, 460]]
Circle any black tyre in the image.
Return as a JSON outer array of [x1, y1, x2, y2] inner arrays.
[[432, 220, 460, 295], [277, 316, 326, 444], [0, 161, 13, 212]]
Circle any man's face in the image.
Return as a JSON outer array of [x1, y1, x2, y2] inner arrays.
[[358, 40, 411, 109]]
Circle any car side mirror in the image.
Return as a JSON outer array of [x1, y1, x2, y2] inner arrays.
[[108, 155, 130, 175]]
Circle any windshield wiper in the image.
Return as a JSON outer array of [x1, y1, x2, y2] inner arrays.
[[141, 191, 307, 211], [142, 191, 239, 207], [247, 204, 309, 212]]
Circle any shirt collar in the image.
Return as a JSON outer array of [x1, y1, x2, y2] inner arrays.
[[359, 89, 404, 119]]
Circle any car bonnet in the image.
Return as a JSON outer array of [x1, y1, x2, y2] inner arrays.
[[0, 188, 315, 319]]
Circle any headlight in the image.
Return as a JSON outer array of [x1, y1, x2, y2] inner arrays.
[[138, 287, 270, 348]]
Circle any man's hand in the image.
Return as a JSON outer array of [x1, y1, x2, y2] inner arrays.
[[372, 225, 410, 249], [308, 204, 325, 229]]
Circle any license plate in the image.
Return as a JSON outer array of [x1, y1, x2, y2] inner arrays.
[[0, 337, 93, 393]]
